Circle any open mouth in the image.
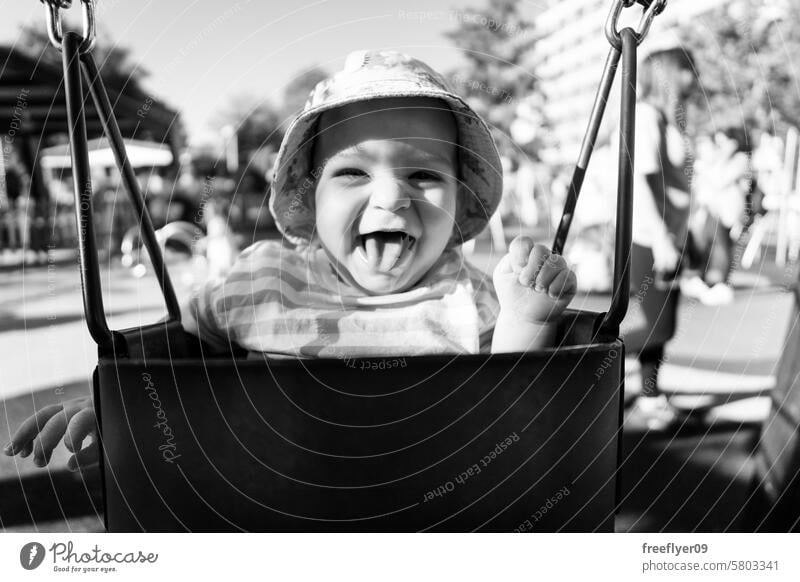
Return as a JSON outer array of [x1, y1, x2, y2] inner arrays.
[[356, 231, 417, 272]]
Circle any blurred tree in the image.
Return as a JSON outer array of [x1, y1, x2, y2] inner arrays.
[[211, 94, 284, 167], [681, 0, 800, 136], [212, 66, 328, 172], [18, 23, 149, 97], [17, 21, 186, 147], [444, 0, 542, 158]]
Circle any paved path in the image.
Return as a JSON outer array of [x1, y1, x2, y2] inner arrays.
[[0, 255, 200, 401]]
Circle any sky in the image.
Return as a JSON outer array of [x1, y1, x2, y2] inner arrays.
[[0, 0, 544, 144]]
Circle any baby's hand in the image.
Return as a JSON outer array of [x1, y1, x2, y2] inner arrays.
[[492, 236, 577, 324], [3, 397, 98, 472]]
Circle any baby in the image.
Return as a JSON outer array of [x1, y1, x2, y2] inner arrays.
[[4, 50, 576, 470]]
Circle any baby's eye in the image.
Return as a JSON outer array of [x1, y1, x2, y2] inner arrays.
[[333, 168, 369, 179], [408, 170, 443, 182]]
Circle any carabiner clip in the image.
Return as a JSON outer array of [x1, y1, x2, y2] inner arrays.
[[635, 0, 667, 44], [41, 0, 96, 54], [40, 0, 72, 8], [605, 0, 667, 50]]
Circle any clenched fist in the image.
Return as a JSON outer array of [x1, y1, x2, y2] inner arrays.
[[492, 236, 577, 325]]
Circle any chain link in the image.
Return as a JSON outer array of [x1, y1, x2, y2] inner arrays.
[[605, 0, 667, 50], [39, 0, 72, 8], [40, 0, 96, 53], [634, 0, 666, 14]]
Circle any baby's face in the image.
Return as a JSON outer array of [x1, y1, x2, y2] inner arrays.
[[313, 97, 458, 295]]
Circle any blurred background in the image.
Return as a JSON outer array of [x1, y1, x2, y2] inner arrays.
[[0, 0, 797, 281], [1, 0, 799, 532]]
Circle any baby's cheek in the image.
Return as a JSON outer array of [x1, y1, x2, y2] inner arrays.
[[413, 191, 453, 249], [422, 187, 457, 224], [315, 192, 345, 231]]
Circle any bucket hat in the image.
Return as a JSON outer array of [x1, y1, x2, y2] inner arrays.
[[269, 50, 503, 247]]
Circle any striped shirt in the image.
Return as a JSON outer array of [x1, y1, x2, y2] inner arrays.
[[183, 240, 499, 358]]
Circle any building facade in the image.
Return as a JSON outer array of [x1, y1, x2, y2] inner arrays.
[[533, 0, 730, 167]]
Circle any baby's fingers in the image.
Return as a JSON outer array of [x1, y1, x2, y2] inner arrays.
[[534, 253, 568, 292], [507, 236, 534, 274], [547, 269, 577, 300], [64, 407, 96, 454], [4, 404, 63, 457], [67, 440, 99, 472], [32, 409, 70, 467], [518, 244, 550, 287]]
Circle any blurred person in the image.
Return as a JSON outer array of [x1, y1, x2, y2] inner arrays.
[[48, 176, 74, 246], [235, 169, 273, 240], [176, 165, 201, 202], [515, 159, 539, 227], [565, 145, 616, 293], [497, 154, 518, 222], [15, 176, 35, 263], [566, 224, 614, 293], [29, 201, 50, 264], [1, 167, 23, 251], [146, 171, 165, 196], [202, 196, 238, 281], [622, 46, 698, 430], [94, 181, 127, 256], [683, 125, 757, 305], [751, 131, 784, 208]]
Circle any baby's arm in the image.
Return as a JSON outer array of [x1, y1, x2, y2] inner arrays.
[[3, 301, 221, 471], [4, 301, 203, 471], [3, 397, 97, 471], [491, 236, 577, 352], [3, 243, 251, 472]]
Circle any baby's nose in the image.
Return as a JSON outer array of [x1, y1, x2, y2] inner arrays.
[[369, 175, 411, 212]]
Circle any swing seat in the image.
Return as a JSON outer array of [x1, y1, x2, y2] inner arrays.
[[95, 310, 623, 532]]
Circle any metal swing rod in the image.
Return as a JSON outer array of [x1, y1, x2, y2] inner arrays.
[[47, 0, 182, 351], [552, 0, 666, 256], [549, 0, 667, 336]]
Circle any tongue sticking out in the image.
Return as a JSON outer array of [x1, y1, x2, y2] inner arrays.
[[361, 232, 410, 271]]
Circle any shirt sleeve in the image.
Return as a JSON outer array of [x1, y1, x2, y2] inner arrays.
[[181, 241, 277, 352], [183, 277, 235, 352]]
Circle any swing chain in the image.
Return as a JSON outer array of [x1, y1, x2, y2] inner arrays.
[[605, 0, 667, 50], [40, 0, 97, 54]]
